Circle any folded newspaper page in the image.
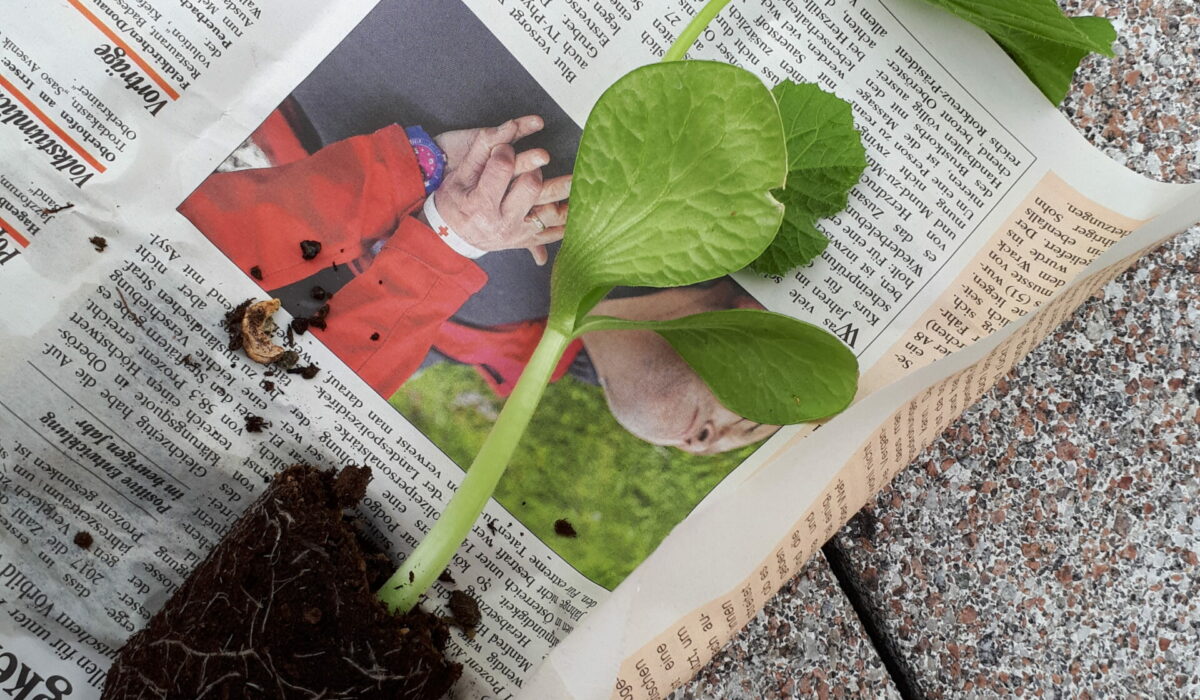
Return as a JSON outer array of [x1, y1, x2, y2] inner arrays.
[[1, 0, 1197, 698]]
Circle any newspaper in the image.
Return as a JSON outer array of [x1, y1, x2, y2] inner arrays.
[[0, 0, 1196, 698]]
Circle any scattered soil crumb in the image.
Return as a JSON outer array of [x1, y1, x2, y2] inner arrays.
[[43, 203, 75, 215], [180, 354, 199, 368], [300, 240, 322, 260], [447, 590, 482, 636], [408, 571, 415, 583], [245, 415, 267, 433], [438, 570, 456, 585], [249, 266, 263, 281], [273, 350, 300, 370], [224, 300, 253, 351], [554, 519, 578, 538], [486, 520, 497, 535], [89, 236, 107, 252], [310, 286, 329, 300], [370, 332, 380, 341], [73, 531, 94, 549], [290, 304, 330, 336], [287, 363, 320, 379], [261, 380, 275, 392]]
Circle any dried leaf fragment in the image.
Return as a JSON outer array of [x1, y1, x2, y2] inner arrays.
[[241, 298, 286, 364]]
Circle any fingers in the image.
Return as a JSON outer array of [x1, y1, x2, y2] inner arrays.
[[514, 148, 549, 176], [459, 132, 497, 183], [530, 200, 568, 228], [508, 115, 545, 142], [502, 169, 544, 221], [525, 223, 565, 264], [532, 226, 566, 246], [535, 174, 572, 206], [477, 144, 516, 205], [459, 116, 545, 180]]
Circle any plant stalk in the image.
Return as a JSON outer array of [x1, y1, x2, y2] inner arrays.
[[662, 0, 737, 62], [378, 325, 573, 613]]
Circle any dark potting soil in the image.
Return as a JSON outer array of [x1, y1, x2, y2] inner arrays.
[[274, 349, 300, 369], [447, 590, 482, 635], [291, 303, 331, 339], [102, 465, 461, 699], [224, 299, 253, 351], [300, 239, 322, 260], [554, 518, 578, 538], [288, 363, 320, 379], [73, 531, 93, 549]]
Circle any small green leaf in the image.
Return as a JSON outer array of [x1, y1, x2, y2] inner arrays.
[[751, 82, 866, 276], [916, 0, 1116, 104], [550, 61, 786, 326], [753, 213, 827, 278], [577, 309, 858, 425]]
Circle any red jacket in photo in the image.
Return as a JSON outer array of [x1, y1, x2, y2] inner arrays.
[[181, 123, 579, 398]]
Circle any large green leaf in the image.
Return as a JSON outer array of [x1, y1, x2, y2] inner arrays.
[[993, 16, 1118, 104], [576, 309, 859, 425], [550, 61, 786, 326], [751, 82, 866, 276], [917, 0, 1116, 104]]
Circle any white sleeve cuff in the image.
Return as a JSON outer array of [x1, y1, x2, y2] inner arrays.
[[423, 193, 487, 259]]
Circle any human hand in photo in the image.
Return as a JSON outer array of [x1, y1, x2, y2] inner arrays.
[[523, 175, 570, 265], [431, 116, 571, 264]]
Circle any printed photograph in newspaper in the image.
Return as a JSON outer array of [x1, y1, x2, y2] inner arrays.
[[176, 0, 780, 590]]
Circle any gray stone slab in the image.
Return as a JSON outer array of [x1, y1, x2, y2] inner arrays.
[[673, 552, 903, 700], [830, 1, 1200, 697]]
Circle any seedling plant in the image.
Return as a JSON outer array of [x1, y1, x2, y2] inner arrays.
[[378, 0, 1116, 613]]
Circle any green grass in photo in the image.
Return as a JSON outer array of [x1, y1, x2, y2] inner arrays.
[[390, 362, 760, 590]]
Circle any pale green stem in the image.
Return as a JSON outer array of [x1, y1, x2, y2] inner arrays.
[[378, 326, 573, 613], [662, 0, 737, 62]]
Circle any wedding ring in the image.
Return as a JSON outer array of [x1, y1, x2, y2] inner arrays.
[[527, 213, 547, 233]]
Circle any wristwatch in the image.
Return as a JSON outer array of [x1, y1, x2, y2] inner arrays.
[[405, 125, 447, 195]]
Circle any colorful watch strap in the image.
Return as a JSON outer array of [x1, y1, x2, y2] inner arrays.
[[405, 125, 447, 194]]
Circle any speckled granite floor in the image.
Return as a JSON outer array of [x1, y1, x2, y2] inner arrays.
[[677, 0, 1199, 697], [674, 553, 904, 700]]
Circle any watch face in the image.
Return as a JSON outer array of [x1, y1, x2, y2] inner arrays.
[[413, 144, 440, 177]]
